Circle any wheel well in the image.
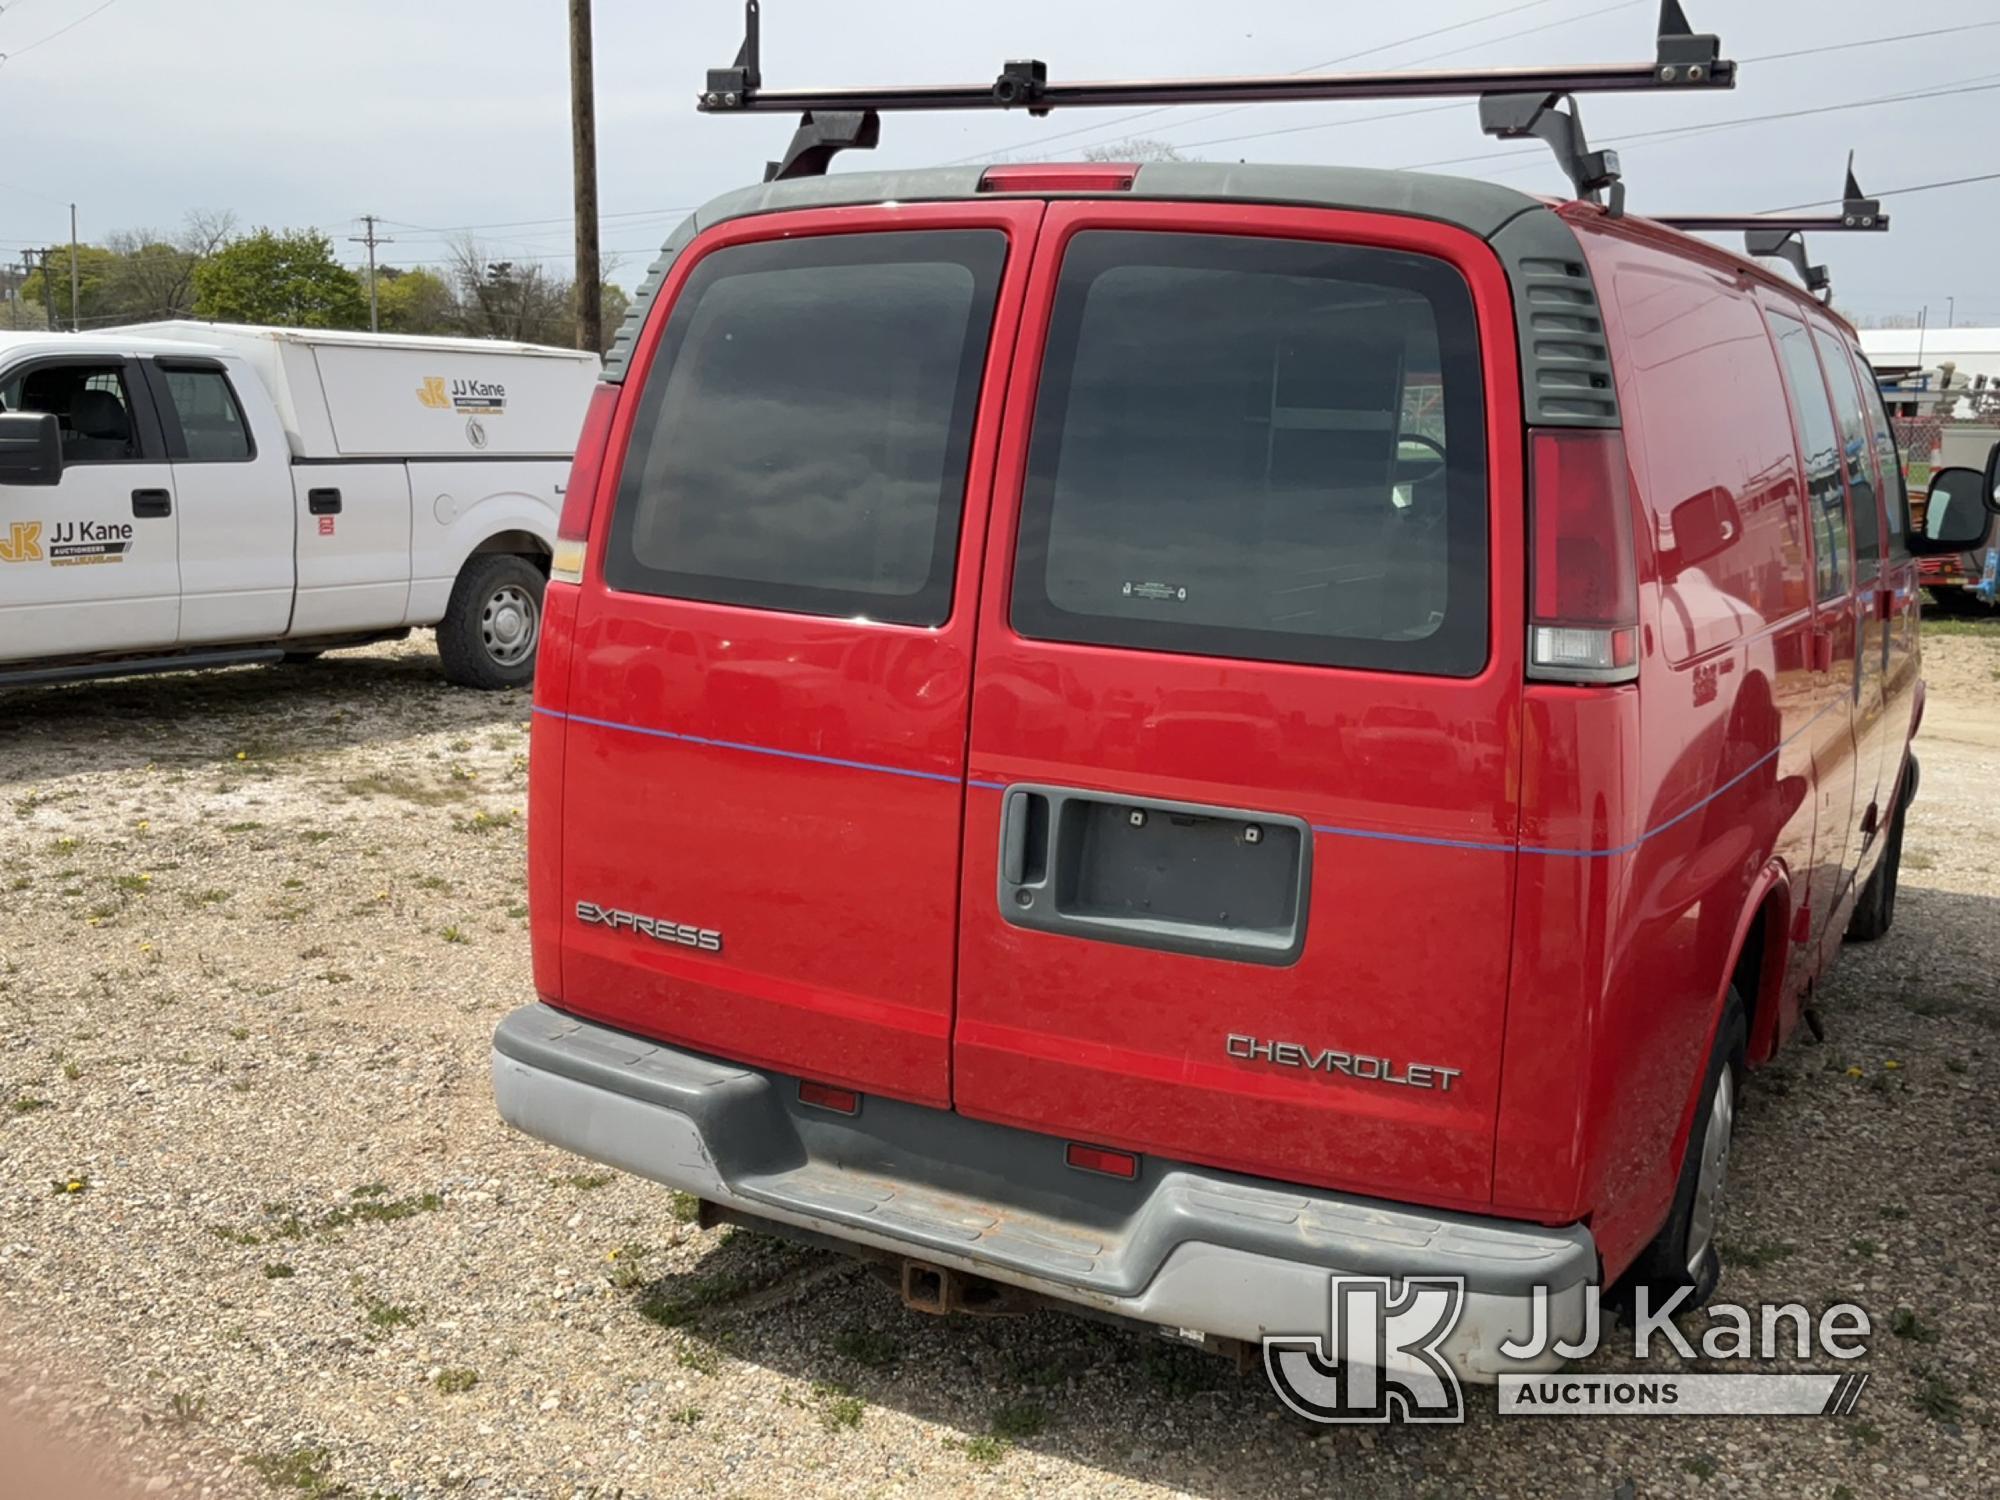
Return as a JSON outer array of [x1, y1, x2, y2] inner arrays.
[[1736, 891, 1786, 1065], [470, 530, 550, 573]]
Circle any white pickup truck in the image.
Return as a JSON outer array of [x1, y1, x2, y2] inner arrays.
[[0, 322, 598, 690]]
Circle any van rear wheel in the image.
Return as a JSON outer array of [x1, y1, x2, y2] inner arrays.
[[438, 554, 544, 690], [1623, 997, 1746, 1307]]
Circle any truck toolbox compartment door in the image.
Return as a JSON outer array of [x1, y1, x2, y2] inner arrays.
[[953, 202, 1527, 1208]]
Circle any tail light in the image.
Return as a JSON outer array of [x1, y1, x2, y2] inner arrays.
[[1527, 427, 1639, 684], [978, 163, 1136, 193], [551, 383, 620, 585]]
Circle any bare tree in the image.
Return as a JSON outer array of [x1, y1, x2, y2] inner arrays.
[[103, 210, 238, 321]]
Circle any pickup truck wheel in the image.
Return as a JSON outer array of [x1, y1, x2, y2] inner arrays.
[[1845, 787, 1908, 943], [1623, 997, 1746, 1307], [279, 650, 325, 665], [438, 554, 544, 690]]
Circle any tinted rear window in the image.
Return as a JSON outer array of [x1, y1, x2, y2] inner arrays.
[[1011, 231, 1489, 675], [605, 230, 1006, 625]]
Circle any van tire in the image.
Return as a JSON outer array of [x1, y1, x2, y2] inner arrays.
[[1624, 997, 1746, 1307], [1846, 784, 1909, 943], [437, 554, 545, 690]]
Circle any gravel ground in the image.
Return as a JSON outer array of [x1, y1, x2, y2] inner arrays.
[[2, 630, 1997, 1499]]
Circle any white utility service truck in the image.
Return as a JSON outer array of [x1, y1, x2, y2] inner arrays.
[[0, 321, 598, 690]]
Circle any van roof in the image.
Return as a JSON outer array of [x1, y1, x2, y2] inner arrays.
[[605, 160, 1620, 426]]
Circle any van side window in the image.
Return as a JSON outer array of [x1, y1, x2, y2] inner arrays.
[[604, 230, 1007, 626], [1011, 231, 1488, 676], [1613, 269, 1810, 662], [155, 365, 254, 462], [1811, 326, 1881, 580], [1852, 349, 1911, 556], [1768, 312, 1850, 602], [0, 361, 143, 464]]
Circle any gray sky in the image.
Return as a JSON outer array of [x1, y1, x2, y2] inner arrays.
[[1, 0, 1995, 322]]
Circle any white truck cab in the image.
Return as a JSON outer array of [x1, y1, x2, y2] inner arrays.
[[0, 323, 598, 690]]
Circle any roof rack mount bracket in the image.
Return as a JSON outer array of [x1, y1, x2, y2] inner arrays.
[[1746, 230, 1829, 298], [705, 0, 763, 106], [1479, 92, 1624, 216], [1654, 0, 1726, 84], [765, 108, 881, 182]]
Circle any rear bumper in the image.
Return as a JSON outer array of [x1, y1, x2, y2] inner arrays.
[[493, 1002, 1596, 1383]]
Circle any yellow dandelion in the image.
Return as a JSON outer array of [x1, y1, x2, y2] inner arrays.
[[1883, 1059, 1902, 1071], [235, 751, 247, 761], [1845, 1065, 1864, 1078]]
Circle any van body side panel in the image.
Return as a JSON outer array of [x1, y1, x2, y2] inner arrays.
[[954, 204, 1525, 1210], [553, 202, 1042, 1109], [1496, 218, 1832, 1270]]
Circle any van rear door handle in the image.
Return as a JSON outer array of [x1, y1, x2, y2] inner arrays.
[[1809, 627, 1834, 673], [307, 488, 343, 515], [130, 488, 172, 518]]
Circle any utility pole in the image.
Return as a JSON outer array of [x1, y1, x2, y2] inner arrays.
[[569, 0, 602, 354], [38, 250, 55, 332], [349, 215, 394, 334], [69, 204, 80, 332], [1946, 295, 1955, 330]]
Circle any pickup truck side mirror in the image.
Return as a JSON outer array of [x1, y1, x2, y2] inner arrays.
[[0, 411, 62, 487], [1983, 437, 2000, 515], [1911, 466, 1997, 556]]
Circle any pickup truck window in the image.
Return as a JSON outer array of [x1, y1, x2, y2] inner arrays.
[[0, 361, 143, 465], [155, 366, 254, 462]]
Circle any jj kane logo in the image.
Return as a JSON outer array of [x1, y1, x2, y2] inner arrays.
[[418, 375, 507, 415], [0, 520, 42, 563]]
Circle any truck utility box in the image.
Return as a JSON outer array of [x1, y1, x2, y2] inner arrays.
[[118, 322, 597, 461]]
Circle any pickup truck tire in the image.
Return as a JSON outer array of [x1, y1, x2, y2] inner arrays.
[[1623, 996, 1745, 1307], [279, 650, 325, 665], [437, 554, 544, 690]]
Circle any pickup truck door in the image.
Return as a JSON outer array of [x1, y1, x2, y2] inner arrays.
[[139, 357, 293, 644], [0, 355, 180, 665]]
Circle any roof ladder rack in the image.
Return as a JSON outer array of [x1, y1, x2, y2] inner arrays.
[[701, 0, 1734, 188], [1652, 153, 1887, 298]]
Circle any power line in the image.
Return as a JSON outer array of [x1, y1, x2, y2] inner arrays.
[[1746, 20, 2000, 65], [0, 0, 119, 65], [1395, 73, 2000, 174], [1755, 170, 2000, 215], [380, 205, 694, 236], [1071, 0, 1641, 157], [1106, 22, 2000, 162], [933, 0, 1564, 165]]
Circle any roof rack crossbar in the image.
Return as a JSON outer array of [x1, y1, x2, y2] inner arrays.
[[698, 2, 1734, 191], [1652, 153, 1887, 299]]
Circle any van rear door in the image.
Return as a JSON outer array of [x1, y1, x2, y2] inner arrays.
[[556, 202, 1039, 1107], [953, 203, 1526, 1207]]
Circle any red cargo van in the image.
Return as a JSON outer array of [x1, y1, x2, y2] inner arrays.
[[494, 128, 1998, 1382]]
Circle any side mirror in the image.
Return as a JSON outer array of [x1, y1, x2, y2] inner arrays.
[[1911, 466, 1996, 555], [1984, 438, 2000, 515], [1668, 485, 1743, 571], [0, 411, 62, 487]]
